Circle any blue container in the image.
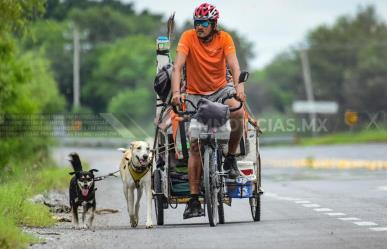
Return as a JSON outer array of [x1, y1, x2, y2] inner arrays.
[[226, 179, 253, 198]]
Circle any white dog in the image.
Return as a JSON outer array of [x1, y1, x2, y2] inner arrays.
[[119, 141, 153, 229]]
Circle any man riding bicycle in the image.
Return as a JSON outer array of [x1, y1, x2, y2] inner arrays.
[[171, 3, 246, 219]]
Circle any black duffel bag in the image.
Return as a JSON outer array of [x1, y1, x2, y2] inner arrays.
[[154, 63, 173, 102], [194, 98, 230, 128]]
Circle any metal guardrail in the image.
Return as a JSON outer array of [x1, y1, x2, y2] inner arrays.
[[57, 137, 130, 148], [260, 135, 296, 145], [57, 135, 296, 148]]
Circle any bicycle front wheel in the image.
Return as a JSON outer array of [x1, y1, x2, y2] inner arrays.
[[203, 145, 218, 227]]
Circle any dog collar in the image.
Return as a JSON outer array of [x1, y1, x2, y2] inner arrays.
[[128, 165, 150, 188]]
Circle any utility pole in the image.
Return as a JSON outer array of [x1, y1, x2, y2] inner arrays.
[[73, 26, 80, 108], [300, 49, 317, 135]]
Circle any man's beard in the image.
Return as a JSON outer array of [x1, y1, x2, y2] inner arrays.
[[196, 28, 206, 37], [196, 29, 214, 43]]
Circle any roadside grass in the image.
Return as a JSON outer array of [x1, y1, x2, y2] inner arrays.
[[0, 160, 71, 248], [299, 129, 387, 146], [0, 216, 39, 249]]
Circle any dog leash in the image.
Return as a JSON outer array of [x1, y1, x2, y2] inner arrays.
[[94, 169, 120, 181]]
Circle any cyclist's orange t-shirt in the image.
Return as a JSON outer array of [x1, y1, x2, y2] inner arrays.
[[177, 29, 236, 95]]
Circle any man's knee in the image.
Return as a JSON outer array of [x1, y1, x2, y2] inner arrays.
[[230, 107, 244, 120]]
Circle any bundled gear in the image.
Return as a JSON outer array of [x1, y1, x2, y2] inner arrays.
[[194, 98, 230, 128]]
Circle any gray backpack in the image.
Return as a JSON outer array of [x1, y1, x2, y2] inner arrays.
[[154, 63, 173, 102]]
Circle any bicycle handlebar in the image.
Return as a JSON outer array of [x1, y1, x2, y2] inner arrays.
[[172, 104, 196, 116], [171, 98, 197, 116], [220, 93, 243, 112], [172, 70, 249, 116], [172, 93, 243, 116]]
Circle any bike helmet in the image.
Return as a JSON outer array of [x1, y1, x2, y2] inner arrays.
[[193, 3, 219, 22]]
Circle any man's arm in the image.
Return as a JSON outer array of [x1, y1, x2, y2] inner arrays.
[[226, 53, 245, 102], [171, 52, 187, 105]]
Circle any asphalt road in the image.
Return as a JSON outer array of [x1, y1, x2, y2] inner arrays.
[[28, 144, 387, 249]]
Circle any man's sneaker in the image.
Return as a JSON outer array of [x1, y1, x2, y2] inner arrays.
[[183, 198, 204, 219], [223, 154, 241, 179]]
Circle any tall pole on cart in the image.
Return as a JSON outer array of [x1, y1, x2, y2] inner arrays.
[[155, 13, 175, 116], [152, 13, 175, 164]]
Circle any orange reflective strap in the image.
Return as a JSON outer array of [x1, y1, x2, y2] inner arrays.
[[181, 94, 187, 112]]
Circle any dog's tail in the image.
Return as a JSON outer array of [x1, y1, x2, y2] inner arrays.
[[68, 153, 83, 172]]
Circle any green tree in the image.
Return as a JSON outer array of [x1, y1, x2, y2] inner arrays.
[[0, 40, 65, 167], [247, 51, 302, 114], [108, 88, 152, 123], [69, 6, 136, 44], [20, 51, 66, 113], [83, 35, 155, 112], [0, 0, 45, 34], [22, 20, 73, 104], [248, 5, 387, 122], [307, 6, 387, 112], [24, 2, 164, 112], [43, 0, 136, 21], [0, 0, 66, 167]]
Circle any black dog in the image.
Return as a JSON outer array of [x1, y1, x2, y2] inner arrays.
[[68, 153, 98, 229]]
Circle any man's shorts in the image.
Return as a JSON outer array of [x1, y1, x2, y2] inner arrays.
[[185, 83, 236, 112]]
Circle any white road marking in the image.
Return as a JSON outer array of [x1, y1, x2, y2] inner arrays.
[[377, 186, 387, 191], [326, 213, 346, 216], [295, 200, 310, 204], [288, 198, 304, 201], [278, 197, 302, 201], [302, 204, 321, 208], [265, 193, 303, 202], [314, 208, 333, 212], [338, 217, 361, 221], [369, 227, 387, 231], [264, 193, 383, 231], [353, 221, 377, 226]]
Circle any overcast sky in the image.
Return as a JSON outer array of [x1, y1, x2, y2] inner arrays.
[[124, 0, 387, 70]]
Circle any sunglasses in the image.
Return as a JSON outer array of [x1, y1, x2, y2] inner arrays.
[[194, 20, 210, 28]]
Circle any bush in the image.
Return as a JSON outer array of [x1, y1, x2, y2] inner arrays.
[[108, 87, 153, 124], [0, 36, 65, 168]]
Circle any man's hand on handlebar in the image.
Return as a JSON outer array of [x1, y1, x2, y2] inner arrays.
[[235, 83, 246, 102], [172, 91, 181, 106]]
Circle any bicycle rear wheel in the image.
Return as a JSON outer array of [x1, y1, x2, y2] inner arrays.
[[250, 154, 262, 221], [153, 169, 164, 225]]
